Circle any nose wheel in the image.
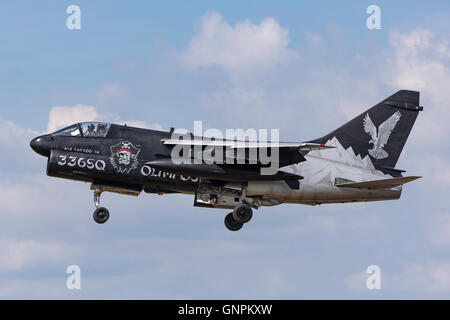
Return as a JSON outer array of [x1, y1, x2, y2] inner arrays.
[[93, 188, 110, 224], [93, 207, 110, 224]]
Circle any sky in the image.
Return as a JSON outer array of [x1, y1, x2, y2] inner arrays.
[[1, 0, 450, 299]]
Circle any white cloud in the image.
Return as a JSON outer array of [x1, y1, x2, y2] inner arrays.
[[45, 104, 163, 133], [259, 271, 295, 297], [304, 32, 323, 46], [345, 261, 450, 296], [343, 270, 367, 291], [0, 117, 39, 164], [46, 104, 99, 133], [0, 117, 38, 147], [180, 11, 297, 77], [0, 173, 87, 216], [414, 155, 450, 189], [429, 213, 450, 247], [401, 261, 450, 295], [0, 240, 79, 272], [115, 119, 164, 131], [97, 82, 127, 105], [385, 28, 450, 144]]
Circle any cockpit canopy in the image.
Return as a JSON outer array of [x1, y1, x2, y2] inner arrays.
[[52, 122, 111, 137], [80, 122, 110, 137]]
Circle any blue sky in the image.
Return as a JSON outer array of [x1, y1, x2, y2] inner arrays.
[[1, 1, 450, 298]]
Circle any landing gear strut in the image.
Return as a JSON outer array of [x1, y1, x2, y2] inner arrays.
[[224, 204, 253, 231], [93, 188, 109, 224]]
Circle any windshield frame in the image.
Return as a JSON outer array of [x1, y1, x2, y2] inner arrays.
[[51, 124, 82, 137], [51, 122, 111, 138]]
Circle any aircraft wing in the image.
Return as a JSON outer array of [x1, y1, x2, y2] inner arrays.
[[161, 138, 335, 151], [161, 137, 335, 169]]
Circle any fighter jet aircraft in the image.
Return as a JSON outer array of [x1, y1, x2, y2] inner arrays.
[[30, 90, 422, 231]]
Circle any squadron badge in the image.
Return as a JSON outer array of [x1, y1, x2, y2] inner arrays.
[[109, 141, 140, 174]]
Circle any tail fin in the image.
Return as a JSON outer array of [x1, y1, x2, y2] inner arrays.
[[311, 90, 422, 171]]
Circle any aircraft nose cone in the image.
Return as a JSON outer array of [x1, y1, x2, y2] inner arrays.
[[30, 134, 53, 157]]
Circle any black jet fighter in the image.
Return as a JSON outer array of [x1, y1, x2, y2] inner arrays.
[[30, 90, 423, 231]]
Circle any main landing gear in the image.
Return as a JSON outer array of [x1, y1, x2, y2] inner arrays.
[[93, 188, 109, 224], [224, 203, 253, 231]]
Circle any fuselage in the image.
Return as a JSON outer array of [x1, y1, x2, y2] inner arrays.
[[31, 122, 401, 207]]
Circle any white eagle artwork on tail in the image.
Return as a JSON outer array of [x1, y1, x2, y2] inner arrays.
[[363, 111, 401, 159]]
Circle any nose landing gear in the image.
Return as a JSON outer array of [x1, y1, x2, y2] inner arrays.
[[93, 188, 110, 224], [93, 207, 110, 224], [224, 203, 253, 231]]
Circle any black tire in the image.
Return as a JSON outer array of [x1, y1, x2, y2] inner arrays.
[[93, 207, 110, 224], [232, 204, 253, 224], [224, 212, 243, 231]]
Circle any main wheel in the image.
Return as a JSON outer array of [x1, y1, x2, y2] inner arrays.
[[93, 207, 110, 224], [224, 212, 243, 231], [232, 204, 253, 224]]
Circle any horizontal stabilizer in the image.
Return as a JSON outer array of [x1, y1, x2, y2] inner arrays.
[[336, 176, 421, 189]]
